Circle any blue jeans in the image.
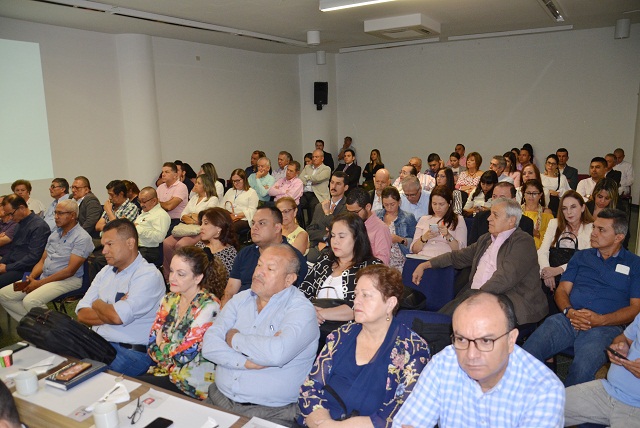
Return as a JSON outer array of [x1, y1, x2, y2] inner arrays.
[[108, 343, 154, 376], [522, 314, 623, 387]]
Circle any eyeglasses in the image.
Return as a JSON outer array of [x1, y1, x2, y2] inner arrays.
[[128, 397, 144, 424], [231, 179, 243, 184], [546, 161, 557, 166], [525, 192, 541, 197], [71, 186, 87, 190], [138, 197, 156, 204], [346, 207, 364, 214], [49, 185, 62, 189], [279, 208, 295, 215], [451, 331, 511, 352], [54, 211, 72, 216], [6, 209, 17, 218]]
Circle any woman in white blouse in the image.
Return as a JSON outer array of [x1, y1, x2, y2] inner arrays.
[[222, 168, 259, 234], [411, 185, 467, 259], [538, 190, 593, 292], [541, 154, 570, 215], [162, 174, 220, 281]]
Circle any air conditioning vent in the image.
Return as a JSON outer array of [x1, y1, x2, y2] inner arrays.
[[365, 14, 440, 40]]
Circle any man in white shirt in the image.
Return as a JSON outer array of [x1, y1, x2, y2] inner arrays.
[[271, 151, 291, 183], [409, 157, 436, 191], [134, 187, 170, 265], [489, 155, 515, 184], [298, 150, 331, 227], [370, 169, 390, 212], [614, 148, 634, 197], [577, 157, 607, 200]]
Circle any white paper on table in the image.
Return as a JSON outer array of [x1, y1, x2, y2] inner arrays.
[[0, 347, 67, 381], [243, 416, 288, 428], [13, 372, 140, 416], [118, 389, 240, 428]]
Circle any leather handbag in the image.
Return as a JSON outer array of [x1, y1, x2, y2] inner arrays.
[[548, 232, 578, 286], [171, 223, 201, 237], [17, 307, 117, 364]]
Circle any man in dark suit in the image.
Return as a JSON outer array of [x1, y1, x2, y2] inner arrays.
[[605, 153, 622, 186], [315, 139, 334, 171], [306, 172, 348, 262], [72, 176, 103, 238], [333, 149, 361, 193], [557, 148, 579, 190]]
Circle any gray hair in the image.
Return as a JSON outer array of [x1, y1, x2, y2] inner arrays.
[[271, 244, 300, 276], [597, 208, 629, 237], [401, 175, 421, 192], [258, 157, 271, 169], [493, 198, 522, 225], [57, 199, 79, 216], [492, 155, 506, 169]]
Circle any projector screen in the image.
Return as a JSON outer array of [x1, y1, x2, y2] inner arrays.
[[0, 38, 53, 184]]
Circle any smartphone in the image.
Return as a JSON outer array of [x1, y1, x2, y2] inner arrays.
[[606, 346, 628, 361], [144, 417, 174, 428], [429, 224, 439, 233], [0, 342, 29, 354]]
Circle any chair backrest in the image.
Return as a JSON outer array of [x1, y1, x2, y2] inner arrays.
[[402, 257, 455, 311], [396, 309, 452, 355]]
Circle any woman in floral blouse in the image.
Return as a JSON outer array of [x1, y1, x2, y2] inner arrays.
[[144, 246, 220, 399], [298, 265, 430, 428]]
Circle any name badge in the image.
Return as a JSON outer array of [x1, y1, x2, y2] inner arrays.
[[616, 264, 630, 275]]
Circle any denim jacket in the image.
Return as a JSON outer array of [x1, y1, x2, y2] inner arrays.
[[375, 208, 417, 255]]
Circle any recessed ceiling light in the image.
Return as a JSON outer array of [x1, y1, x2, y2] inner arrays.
[[319, 0, 395, 12]]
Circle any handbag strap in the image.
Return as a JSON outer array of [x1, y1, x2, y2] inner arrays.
[[555, 231, 578, 248], [323, 384, 359, 419]]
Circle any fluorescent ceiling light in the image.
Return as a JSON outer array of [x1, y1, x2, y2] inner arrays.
[[320, 0, 395, 12], [339, 37, 439, 53], [447, 25, 573, 41]]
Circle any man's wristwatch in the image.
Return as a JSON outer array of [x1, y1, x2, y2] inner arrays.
[[563, 306, 573, 317]]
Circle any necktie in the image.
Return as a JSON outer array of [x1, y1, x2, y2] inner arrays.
[[330, 201, 337, 214]]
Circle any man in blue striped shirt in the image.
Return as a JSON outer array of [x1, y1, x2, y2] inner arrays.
[[393, 292, 564, 428]]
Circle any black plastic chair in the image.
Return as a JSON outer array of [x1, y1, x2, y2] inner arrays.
[[51, 261, 91, 314]]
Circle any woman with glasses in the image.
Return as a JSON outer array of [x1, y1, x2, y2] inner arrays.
[[412, 185, 466, 259], [297, 265, 430, 428], [221, 169, 259, 234], [521, 179, 553, 249], [276, 197, 309, 255], [517, 163, 549, 207], [144, 246, 220, 400], [376, 186, 416, 273], [462, 170, 498, 217], [541, 154, 570, 216]]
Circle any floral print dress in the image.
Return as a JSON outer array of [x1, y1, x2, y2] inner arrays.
[[148, 291, 219, 399]]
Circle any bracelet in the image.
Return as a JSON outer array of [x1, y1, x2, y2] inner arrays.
[[420, 235, 428, 243], [447, 235, 455, 242]]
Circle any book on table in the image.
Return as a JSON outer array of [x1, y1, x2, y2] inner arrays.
[[44, 359, 107, 390]]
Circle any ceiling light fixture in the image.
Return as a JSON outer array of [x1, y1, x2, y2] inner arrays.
[[537, 0, 565, 22], [319, 0, 394, 12], [447, 25, 573, 41]]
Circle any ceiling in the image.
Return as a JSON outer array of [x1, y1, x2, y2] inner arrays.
[[0, 0, 638, 54]]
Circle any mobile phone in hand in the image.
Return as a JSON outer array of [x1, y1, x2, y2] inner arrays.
[[606, 346, 628, 361]]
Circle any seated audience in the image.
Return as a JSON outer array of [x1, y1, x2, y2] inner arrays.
[[0, 195, 50, 288], [122, 179, 141, 211], [11, 179, 45, 216], [300, 212, 382, 344], [393, 292, 564, 428], [0, 199, 92, 321], [523, 209, 640, 386], [163, 174, 220, 281], [614, 147, 633, 197], [518, 144, 534, 169], [376, 186, 417, 273], [248, 156, 275, 204], [577, 156, 607, 200], [299, 150, 331, 227], [272, 151, 292, 182], [315, 140, 334, 171], [467, 182, 534, 245], [43, 178, 71, 230], [195, 207, 239, 277], [95, 180, 139, 234], [244, 150, 265, 177], [462, 170, 497, 217], [142, 246, 219, 400], [435, 167, 464, 215], [306, 172, 348, 262], [203, 245, 319, 426], [412, 185, 467, 258], [220, 207, 307, 306], [517, 163, 550, 204], [198, 162, 224, 199], [268, 161, 304, 204], [298, 265, 430, 428], [587, 177, 624, 218], [425, 153, 442, 178], [134, 187, 171, 265], [0, 196, 17, 261], [455, 151, 483, 193], [556, 147, 579, 190], [400, 175, 431, 220], [541, 154, 570, 215], [337, 136, 356, 165], [334, 149, 361, 192], [303, 152, 313, 167], [222, 168, 259, 234], [361, 149, 384, 191], [345, 188, 391, 264], [276, 197, 309, 256], [0, 380, 23, 428], [503, 151, 521, 188], [392, 164, 418, 190], [158, 162, 189, 231], [538, 190, 593, 294], [409, 157, 436, 191], [412, 198, 547, 325], [370, 168, 391, 211], [604, 153, 622, 186], [521, 179, 554, 249], [448, 151, 466, 183], [488, 155, 514, 184], [76, 219, 165, 376], [565, 310, 640, 427], [72, 176, 102, 238]]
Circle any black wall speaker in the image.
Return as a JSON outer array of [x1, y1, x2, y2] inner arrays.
[[314, 82, 328, 110]]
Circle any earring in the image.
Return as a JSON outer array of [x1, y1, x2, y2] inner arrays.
[[386, 314, 390, 321]]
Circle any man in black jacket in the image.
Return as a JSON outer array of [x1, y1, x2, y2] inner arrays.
[[557, 148, 579, 190]]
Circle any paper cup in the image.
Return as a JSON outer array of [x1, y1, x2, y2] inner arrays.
[[93, 402, 119, 428], [14, 370, 38, 396], [0, 350, 13, 368]]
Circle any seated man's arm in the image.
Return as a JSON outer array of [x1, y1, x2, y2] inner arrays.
[[24, 254, 87, 293], [81, 198, 103, 234], [5, 224, 50, 273], [202, 299, 253, 369], [580, 298, 640, 327], [160, 196, 183, 212], [137, 214, 170, 245], [477, 234, 538, 294], [76, 278, 107, 326], [221, 278, 241, 307], [95, 216, 107, 232], [0, 230, 13, 247]]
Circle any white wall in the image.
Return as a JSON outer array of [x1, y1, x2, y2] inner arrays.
[[335, 26, 640, 198]]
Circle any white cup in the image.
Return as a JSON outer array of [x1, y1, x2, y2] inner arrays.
[[93, 402, 119, 428], [14, 370, 38, 396]]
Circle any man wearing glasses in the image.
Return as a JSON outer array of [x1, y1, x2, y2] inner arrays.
[[394, 292, 564, 427], [0, 194, 50, 289], [71, 176, 102, 237], [133, 187, 170, 266], [400, 175, 431, 220], [0, 199, 93, 321], [42, 178, 71, 230]]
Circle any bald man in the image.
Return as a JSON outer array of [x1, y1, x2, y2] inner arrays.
[[370, 168, 390, 211]]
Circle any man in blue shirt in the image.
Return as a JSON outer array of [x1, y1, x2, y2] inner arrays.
[[0, 199, 93, 321], [76, 219, 165, 376], [565, 310, 640, 426], [203, 244, 319, 426], [400, 175, 430, 220], [42, 178, 71, 231], [394, 292, 564, 427], [524, 209, 640, 386]]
